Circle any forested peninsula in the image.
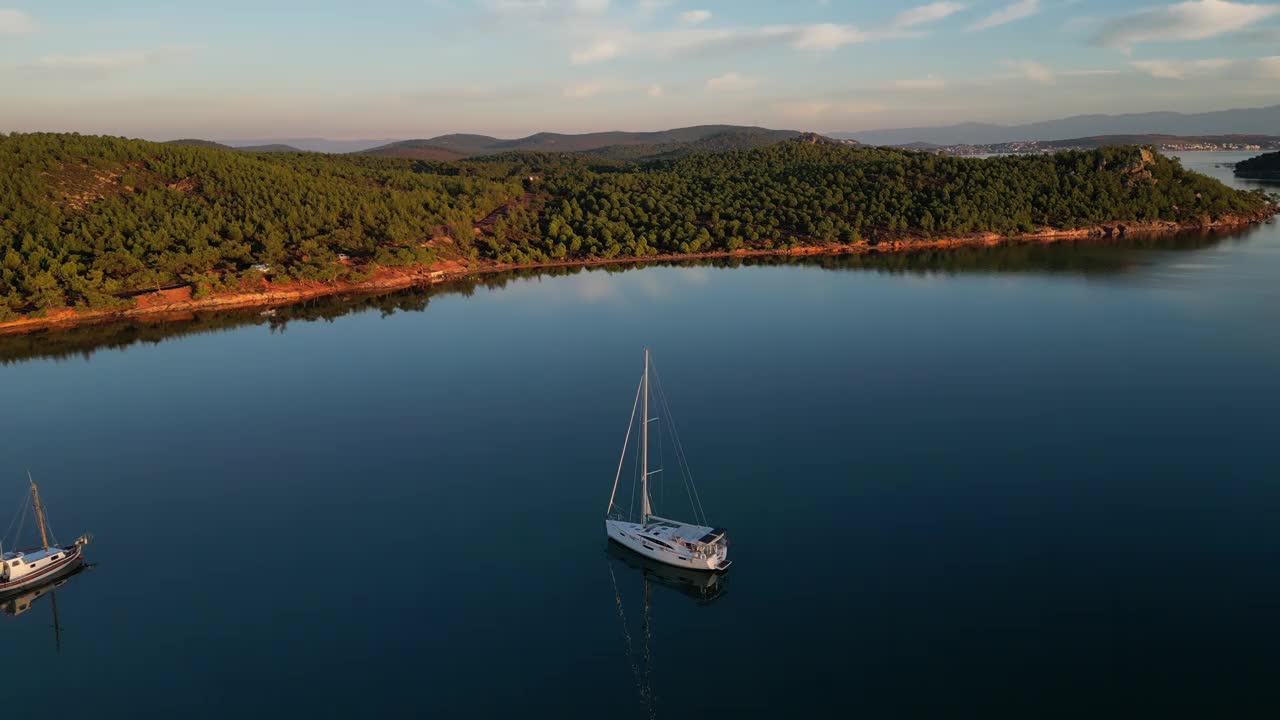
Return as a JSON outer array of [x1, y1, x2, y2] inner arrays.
[[1, 132, 1275, 333], [1235, 151, 1280, 180]]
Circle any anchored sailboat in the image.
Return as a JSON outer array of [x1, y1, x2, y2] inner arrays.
[[605, 348, 731, 573], [1, 473, 92, 597]]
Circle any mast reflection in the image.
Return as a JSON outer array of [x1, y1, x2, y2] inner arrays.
[[606, 541, 728, 719], [2, 563, 90, 652]]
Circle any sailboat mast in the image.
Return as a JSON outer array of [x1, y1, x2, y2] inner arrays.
[[641, 347, 651, 524], [29, 471, 49, 551]]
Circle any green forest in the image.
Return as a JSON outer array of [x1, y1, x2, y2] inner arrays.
[[1235, 151, 1280, 179], [0, 132, 1273, 319]]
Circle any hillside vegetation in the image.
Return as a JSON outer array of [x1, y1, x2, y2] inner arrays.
[[473, 144, 1272, 263], [0, 133, 519, 316], [0, 132, 1272, 319], [1235, 151, 1280, 179]]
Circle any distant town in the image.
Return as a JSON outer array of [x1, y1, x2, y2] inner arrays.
[[925, 135, 1280, 156]]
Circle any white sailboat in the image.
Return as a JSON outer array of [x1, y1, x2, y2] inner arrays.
[[1, 474, 92, 597], [605, 348, 731, 573]]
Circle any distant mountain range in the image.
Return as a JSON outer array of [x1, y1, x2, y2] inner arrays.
[[209, 138, 395, 153], [176, 104, 1280, 161], [168, 139, 305, 153], [361, 125, 804, 160], [836, 104, 1280, 146]]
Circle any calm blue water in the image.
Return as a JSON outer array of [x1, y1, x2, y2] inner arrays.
[[1, 153, 1277, 717]]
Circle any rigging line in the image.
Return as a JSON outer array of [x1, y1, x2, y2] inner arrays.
[[3, 487, 30, 546], [651, 359, 708, 526], [651, 359, 693, 523], [628, 400, 642, 523], [659, 375, 708, 527], [607, 375, 644, 516], [46, 503, 59, 547], [655, 397, 664, 516], [12, 500, 28, 551]]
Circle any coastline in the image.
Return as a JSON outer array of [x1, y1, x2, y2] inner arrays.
[[2, 209, 1275, 337]]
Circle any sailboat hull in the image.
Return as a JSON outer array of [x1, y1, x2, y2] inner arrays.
[[0, 545, 84, 598], [606, 520, 729, 573]]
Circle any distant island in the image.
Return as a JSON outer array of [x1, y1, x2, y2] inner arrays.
[[0, 131, 1275, 334], [1235, 151, 1280, 180]]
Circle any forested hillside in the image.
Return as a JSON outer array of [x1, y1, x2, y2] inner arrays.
[[1235, 151, 1280, 179], [0, 133, 519, 317], [476, 143, 1273, 263], [0, 133, 1272, 319]]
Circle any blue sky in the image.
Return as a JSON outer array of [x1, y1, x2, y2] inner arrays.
[[1, 0, 1278, 140]]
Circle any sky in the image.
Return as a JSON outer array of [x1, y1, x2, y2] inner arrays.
[[1, 0, 1278, 141]]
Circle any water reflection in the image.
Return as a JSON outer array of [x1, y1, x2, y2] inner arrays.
[[607, 539, 727, 605], [2, 563, 90, 652], [0, 225, 1262, 366], [606, 540, 727, 719]]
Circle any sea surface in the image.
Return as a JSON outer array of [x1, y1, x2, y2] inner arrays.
[[1, 153, 1277, 717]]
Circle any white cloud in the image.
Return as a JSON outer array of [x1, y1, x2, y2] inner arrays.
[[1259, 55, 1280, 78], [22, 48, 191, 73], [891, 2, 966, 29], [1131, 57, 1232, 78], [570, 40, 621, 64], [706, 71, 757, 91], [636, 0, 672, 14], [563, 81, 607, 97], [1001, 59, 1054, 83], [493, 0, 550, 12], [679, 9, 712, 25], [1130, 55, 1280, 79], [1091, 0, 1280, 48], [647, 83, 664, 97], [968, 0, 1039, 31], [0, 8, 36, 34], [486, 0, 609, 21], [891, 75, 947, 90], [565, 19, 923, 64], [794, 23, 868, 49]]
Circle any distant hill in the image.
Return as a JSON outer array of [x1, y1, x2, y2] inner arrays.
[[168, 139, 305, 153], [363, 125, 802, 160], [217, 138, 397, 153], [585, 127, 811, 162], [838, 104, 1280, 146], [359, 141, 471, 161], [1235, 151, 1280, 179], [424, 134, 504, 154], [235, 144, 305, 153], [167, 138, 233, 150]]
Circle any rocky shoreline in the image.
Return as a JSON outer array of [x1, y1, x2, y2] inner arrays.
[[2, 208, 1275, 337]]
